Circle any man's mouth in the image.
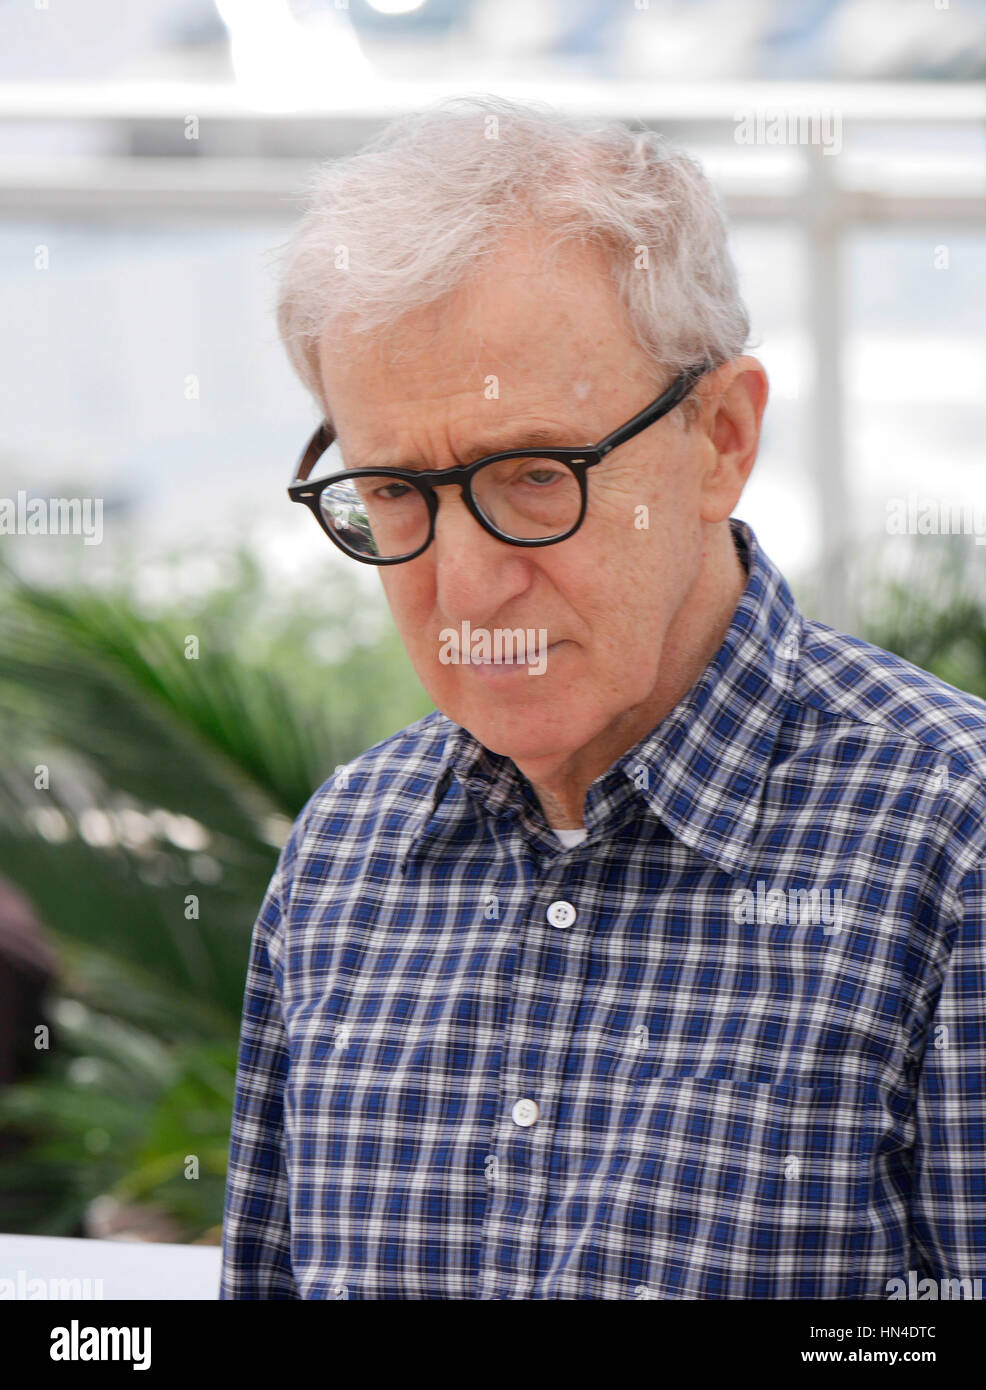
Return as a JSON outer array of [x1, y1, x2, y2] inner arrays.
[[467, 640, 563, 677], [468, 643, 556, 665], [436, 622, 563, 676]]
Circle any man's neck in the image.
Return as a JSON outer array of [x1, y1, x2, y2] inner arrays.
[[519, 527, 748, 829]]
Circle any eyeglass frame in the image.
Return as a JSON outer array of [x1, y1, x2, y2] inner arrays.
[[287, 357, 716, 566]]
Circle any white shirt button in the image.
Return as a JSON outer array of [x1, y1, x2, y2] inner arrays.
[[546, 900, 577, 929], [511, 1098, 539, 1127]]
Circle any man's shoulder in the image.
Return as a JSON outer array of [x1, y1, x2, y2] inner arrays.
[[290, 707, 455, 844], [795, 616, 986, 785]]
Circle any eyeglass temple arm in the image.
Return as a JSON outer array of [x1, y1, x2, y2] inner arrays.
[[292, 422, 334, 486], [595, 361, 714, 458], [292, 361, 714, 484]]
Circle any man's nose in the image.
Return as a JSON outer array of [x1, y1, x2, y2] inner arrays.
[[430, 487, 533, 616]]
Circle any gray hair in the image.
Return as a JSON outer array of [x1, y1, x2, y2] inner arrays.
[[275, 94, 751, 423]]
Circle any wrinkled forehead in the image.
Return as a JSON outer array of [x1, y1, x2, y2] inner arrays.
[[315, 228, 645, 428]]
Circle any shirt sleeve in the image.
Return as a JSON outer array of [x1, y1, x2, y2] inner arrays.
[[909, 858, 986, 1284], [219, 842, 298, 1299]]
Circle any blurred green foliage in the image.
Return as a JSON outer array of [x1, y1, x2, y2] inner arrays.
[[0, 530, 983, 1243], [794, 530, 986, 702], [0, 544, 432, 1239]]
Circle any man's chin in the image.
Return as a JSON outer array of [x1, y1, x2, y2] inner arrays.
[[442, 701, 598, 766]]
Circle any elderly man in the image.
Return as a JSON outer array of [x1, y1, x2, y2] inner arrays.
[[220, 97, 986, 1300]]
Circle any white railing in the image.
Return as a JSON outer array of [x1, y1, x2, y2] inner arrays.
[[0, 1232, 220, 1300]]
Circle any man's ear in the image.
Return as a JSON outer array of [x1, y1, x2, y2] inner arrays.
[[697, 356, 769, 523]]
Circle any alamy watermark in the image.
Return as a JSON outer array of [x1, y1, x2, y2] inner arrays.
[[886, 1271, 983, 1300], [731, 880, 845, 934], [886, 493, 986, 545], [0, 491, 103, 545], [0, 1269, 104, 1299], [734, 106, 842, 157], [438, 621, 549, 675], [49, 1320, 150, 1370]]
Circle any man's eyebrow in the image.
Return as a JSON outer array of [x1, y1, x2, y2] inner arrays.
[[459, 426, 577, 463], [367, 425, 579, 472]]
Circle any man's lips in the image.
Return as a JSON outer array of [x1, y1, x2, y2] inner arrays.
[[466, 640, 565, 673], [467, 641, 559, 664]]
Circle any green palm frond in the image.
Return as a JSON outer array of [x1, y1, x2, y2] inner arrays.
[[0, 546, 431, 1237]]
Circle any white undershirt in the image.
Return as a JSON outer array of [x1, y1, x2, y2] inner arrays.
[[553, 826, 588, 847]]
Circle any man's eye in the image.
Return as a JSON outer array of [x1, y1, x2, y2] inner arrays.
[[374, 483, 413, 501], [520, 467, 562, 486]]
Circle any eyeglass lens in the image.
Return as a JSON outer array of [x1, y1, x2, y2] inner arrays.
[[318, 456, 583, 560]]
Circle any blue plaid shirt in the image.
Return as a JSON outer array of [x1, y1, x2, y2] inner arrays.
[[220, 519, 986, 1299]]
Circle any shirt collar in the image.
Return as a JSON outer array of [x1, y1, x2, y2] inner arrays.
[[405, 519, 802, 878]]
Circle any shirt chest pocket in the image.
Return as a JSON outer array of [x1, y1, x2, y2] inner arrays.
[[623, 1065, 843, 1153], [613, 1065, 883, 1238], [593, 1067, 891, 1298]]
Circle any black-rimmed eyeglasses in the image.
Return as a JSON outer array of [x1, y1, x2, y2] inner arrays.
[[287, 360, 714, 565]]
